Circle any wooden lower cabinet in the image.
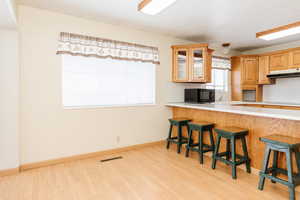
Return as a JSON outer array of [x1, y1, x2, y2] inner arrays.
[[171, 107, 300, 171]]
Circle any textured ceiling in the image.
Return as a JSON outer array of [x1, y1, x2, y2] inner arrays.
[[18, 0, 300, 51]]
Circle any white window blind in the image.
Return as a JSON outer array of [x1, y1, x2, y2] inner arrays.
[[206, 68, 229, 91], [205, 57, 231, 102], [62, 55, 156, 107]]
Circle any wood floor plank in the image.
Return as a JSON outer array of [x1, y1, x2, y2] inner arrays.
[[0, 144, 298, 200]]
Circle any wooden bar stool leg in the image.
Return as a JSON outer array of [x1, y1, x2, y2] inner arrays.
[[177, 125, 182, 154], [271, 151, 279, 183], [231, 137, 237, 179], [166, 124, 173, 149], [185, 128, 193, 158], [295, 149, 300, 173], [258, 146, 271, 190], [226, 139, 231, 163], [199, 130, 204, 164], [285, 148, 295, 200], [241, 136, 251, 173], [212, 135, 221, 169], [209, 129, 215, 151]]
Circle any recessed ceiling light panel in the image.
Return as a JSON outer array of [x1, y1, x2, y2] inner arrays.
[[257, 21, 300, 41], [138, 0, 177, 15]]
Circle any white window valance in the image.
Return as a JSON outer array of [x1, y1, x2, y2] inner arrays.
[[56, 32, 160, 65], [212, 56, 231, 70]]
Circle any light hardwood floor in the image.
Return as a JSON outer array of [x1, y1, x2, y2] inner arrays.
[[0, 144, 298, 200]]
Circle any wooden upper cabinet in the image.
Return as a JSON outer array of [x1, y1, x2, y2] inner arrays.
[[241, 57, 258, 87], [172, 44, 213, 83], [258, 56, 275, 85], [269, 52, 289, 71], [289, 50, 300, 69], [231, 57, 242, 101]]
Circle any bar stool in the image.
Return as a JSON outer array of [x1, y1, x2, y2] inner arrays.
[[258, 135, 300, 200], [185, 121, 215, 164], [167, 118, 192, 154], [212, 127, 251, 179]]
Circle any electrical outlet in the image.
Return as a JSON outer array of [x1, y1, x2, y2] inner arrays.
[[116, 136, 120, 143]]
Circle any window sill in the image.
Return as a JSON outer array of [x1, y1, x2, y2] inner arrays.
[[63, 103, 157, 110]]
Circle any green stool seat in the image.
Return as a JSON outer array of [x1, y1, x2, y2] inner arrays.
[[167, 118, 192, 154], [258, 135, 300, 200], [185, 121, 215, 164], [211, 127, 251, 179]]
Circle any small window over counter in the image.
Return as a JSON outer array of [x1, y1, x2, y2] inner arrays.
[[205, 57, 231, 102]]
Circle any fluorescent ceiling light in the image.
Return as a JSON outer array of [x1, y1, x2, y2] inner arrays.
[[138, 0, 177, 15], [257, 21, 300, 41]]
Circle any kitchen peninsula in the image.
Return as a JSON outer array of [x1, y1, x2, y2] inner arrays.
[[167, 102, 300, 171]]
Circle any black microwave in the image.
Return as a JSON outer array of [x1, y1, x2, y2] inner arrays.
[[184, 89, 215, 103]]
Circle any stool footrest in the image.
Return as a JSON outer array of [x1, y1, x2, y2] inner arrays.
[[167, 138, 188, 145], [216, 152, 230, 157], [187, 143, 213, 149], [188, 147, 214, 153], [214, 152, 249, 166], [189, 143, 200, 147], [264, 167, 300, 185], [259, 172, 294, 187]]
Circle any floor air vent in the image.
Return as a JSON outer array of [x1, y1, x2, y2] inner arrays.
[[100, 156, 123, 162]]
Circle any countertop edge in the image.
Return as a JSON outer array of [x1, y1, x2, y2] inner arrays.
[[166, 103, 300, 121]]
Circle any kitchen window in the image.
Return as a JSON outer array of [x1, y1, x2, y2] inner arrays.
[[57, 32, 160, 108], [62, 55, 156, 108], [205, 57, 231, 101]]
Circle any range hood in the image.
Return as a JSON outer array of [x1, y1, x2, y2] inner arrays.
[[267, 68, 300, 79]]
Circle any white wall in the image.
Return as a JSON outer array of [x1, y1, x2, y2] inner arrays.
[[243, 40, 300, 103], [263, 78, 300, 103], [18, 5, 195, 164], [0, 29, 19, 170]]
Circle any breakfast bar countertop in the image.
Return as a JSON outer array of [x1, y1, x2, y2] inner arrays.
[[166, 102, 300, 121]]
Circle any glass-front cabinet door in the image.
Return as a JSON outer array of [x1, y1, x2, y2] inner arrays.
[[172, 44, 212, 83], [174, 49, 189, 81], [190, 48, 205, 82]]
